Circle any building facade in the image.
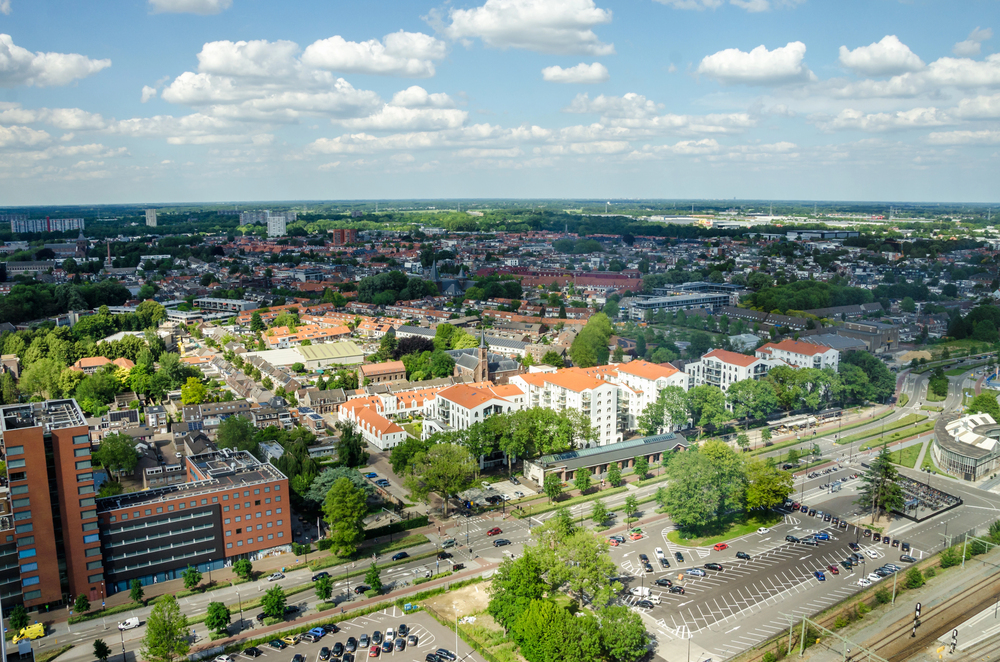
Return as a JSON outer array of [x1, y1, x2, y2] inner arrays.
[[755, 339, 840, 372], [685, 349, 776, 392], [511, 368, 620, 445]]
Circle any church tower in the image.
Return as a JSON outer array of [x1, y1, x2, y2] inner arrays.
[[474, 327, 488, 383]]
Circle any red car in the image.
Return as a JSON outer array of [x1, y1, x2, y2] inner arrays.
[[713, 542, 729, 551], [486, 527, 502, 536], [827, 565, 839, 575], [369, 645, 380, 657]]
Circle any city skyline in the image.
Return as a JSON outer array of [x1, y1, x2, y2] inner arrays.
[[0, 0, 997, 204]]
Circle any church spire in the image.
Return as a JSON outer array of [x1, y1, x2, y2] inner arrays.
[[429, 260, 439, 281]]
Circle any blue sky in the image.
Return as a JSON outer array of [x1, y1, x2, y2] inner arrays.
[[0, 0, 997, 204]]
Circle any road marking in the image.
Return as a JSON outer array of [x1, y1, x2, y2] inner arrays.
[[726, 626, 740, 633]]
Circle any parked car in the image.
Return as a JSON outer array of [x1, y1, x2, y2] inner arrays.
[[757, 527, 771, 534], [345, 638, 358, 653], [510, 476, 520, 485], [827, 565, 839, 575], [839, 521, 848, 529], [318, 648, 331, 661], [785, 535, 800, 543], [865, 549, 879, 559], [704, 563, 723, 571], [392, 552, 409, 561], [686, 568, 707, 577], [814, 571, 826, 581], [901, 542, 911, 552], [269, 641, 287, 651], [243, 649, 263, 659], [359, 634, 370, 648], [636, 599, 656, 609], [669, 585, 686, 594], [332, 643, 345, 657], [493, 538, 512, 547], [900, 555, 917, 563], [849, 542, 860, 552], [814, 532, 830, 541], [367, 645, 380, 658], [268, 572, 285, 582], [364, 472, 377, 478], [654, 578, 673, 587], [857, 578, 872, 587], [372, 631, 383, 645], [674, 551, 685, 562], [736, 551, 751, 560]]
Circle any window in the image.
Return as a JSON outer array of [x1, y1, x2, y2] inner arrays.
[[277, 519, 283, 526], [133, 511, 139, 518], [88, 574, 103, 583], [268, 533, 273, 540], [18, 548, 36, 559], [145, 509, 152, 516], [201, 499, 207, 505], [244, 490, 250, 496], [78, 485, 94, 495], [266, 522, 272, 528], [121, 513, 128, 520], [244, 502, 250, 508], [81, 510, 97, 520], [233, 504, 240, 510], [227, 543, 233, 549], [223, 495, 229, 501], [212, 497, 218, 503], [87, 560, 102, 570], [11, 485, 28, 495], [17, 536, 34, 546], [83, 534, 99, 544], [74, 447, 89, 457], [15, 524, 32, 534], [13, 511, 31, 521], [255, 500, 261, 506], [12, 498, 29, 508], [237, 540, 243, 547], [226, 530, 231, 537], [265, 498, 271, 504], [21, 577, 39, 587], [254, 489, 260, 495], [20, 563, 37, 572], [236, 528, 242, 534], [5, 446, 23, 455], [156, 507, 163, 514], [23, 590, 40, 601], [276, 496, 281, 501], [85, 547, 101, 557], [235, 516, 241, 522], [276, 508, 282, 514], [223, 506, 229, 512], [83, 522, 98, 531], [7, 459, 25, 469], [75, 460, 92, 470], [265, 510, 271, 516], [9, 472, 25, 482], [73, 434, 89, 445], [80, 497, 95, 507], [255, 512, 261, 519], [224, 518, 230, 524], [278, 531, 284, 538], [265, 486, 270, 493], [168, 505, 174, 512], [190, 501, 195, 507], [258, 536, 263, 542], [77, 473, 93, 482]]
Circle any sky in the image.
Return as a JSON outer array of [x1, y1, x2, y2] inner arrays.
[[0, 0, 998, 205]]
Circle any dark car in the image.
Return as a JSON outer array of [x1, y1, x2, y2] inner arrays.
[[659, 557, 670, 568], [243, 649, 263, 658], [321, 624, 340, 634], [785, 535, 800, 543], [849, 542, 860, 551], [704, 563, 723, 571], [900, 554, 916, 563], [269, 641, 287, 651], [674, 551, 685, 562], [850, 553, 861, 562], [643, 562, 653, 573], [437, 551, 452, 560], [510, 476, 520, 485], [892, 539, 900, 548], [654, 578, 673, 587], [354, 585, 370, 594], [901, 542, 911, 552], [398, 624, 408, 636], [394, 639, 406, 652], [426, 655, 441, 662], [436, 650, 458, 661], [493, 538, 512, 547], [808, 509, 817, 517], [832, 518, 840, 525], [284, 605, 300, 615], [407, 635, 418, 647], [882, 535, 891, 545], [312, 572, 330, 582], [319, 648, 331, 661], [823, 514, 832, 522], [292, 655, 305, 662], [863, 529, 872, 538], [736, 551, 751, 560], [639, 553, 649, 562], [346, 638, 358, 653], [380, 641, 392, 654], [636, 599, 655, 609], [333, 642, 345, 657], [839, 521, 848, 529], [392, 552, 409, 561], [800, 505, 809, 513], [841, 560, 853, 570], [669, 585, 686, 594], [256, 612, 267, 623], [343, 655, 354, 662], [372, 631, 383, 645]]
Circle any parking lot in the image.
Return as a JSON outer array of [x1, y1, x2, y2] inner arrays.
[[234, 608, 481, 662]]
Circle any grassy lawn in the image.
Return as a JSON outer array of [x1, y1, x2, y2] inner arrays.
[[899, 393, 909, 406], [752, 408, 888, 455], [921, 448, 957, 479], [926, 389, 946, 402], [511, 485, 629, 519], [666, 511, 782, 547], [402, 422, 422, 438], [889, 443, 921, 468], [858, 422, 936, 451], [945, 367, 975, 377], [921, 406, 944, 412], [839, 413, 928, 445]]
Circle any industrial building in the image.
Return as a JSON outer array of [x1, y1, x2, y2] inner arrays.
[[626, 293, 731, 320]]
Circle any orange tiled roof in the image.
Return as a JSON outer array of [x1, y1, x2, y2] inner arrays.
[[617, 359, 680, 381], [758, 339, 831, 357], [703, 349, 760, 367]]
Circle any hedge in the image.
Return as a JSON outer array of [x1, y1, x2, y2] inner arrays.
[[364, 515, 429, 540]]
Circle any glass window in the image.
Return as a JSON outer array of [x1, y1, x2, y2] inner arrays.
[[227, 542, 233, 549], [244, 502, 250, 508], [255, 500, 260, 506], [223, 506, 229, 512], [15, 524, 32, 534], [156, 507, 163, 514], [278, 531, 283, 538], [13, 511, 31, 521], [9, 472, 25, 482], [88, 573, 103, 583], [257, 536, 263, 542], [254, 489, 260, 495], [265, 487, 270, 492], [226, 530, 231, 537], [244, 490, 249, 497], [21, 576, 39, 587], [145, 509, 151, 516], [73, 435, 89, 445], [268, 533, 273, 539], [75, 460, 92, 470], [265, 498, 271, 504], [12, 498, 29, 508], [78, 485, 94, 495], [223, 495, 229, 501], [168, 505, 174, 512], [83, 534, 99, 544], [237, 540, 243, 546], [202, 499, 207, 505], [11, 485, 28, 495], [80, 498, 96, 507], [82, 522, 98, 531], [17, 536, 34, 546], [20, 562, 37, 572], [81, 510, 97, 520], [7, 459, 25, 469], [5, 446, 23, 455], [77, 473, 93, 482], [266, 510, 271, 516], [86, 547, 101, 557], [87, 560, 102, 570], [18, 548, 36, 559], [23, 590, 40, 600], [74, 447, 90, 457], [212, 497, 218, 503]]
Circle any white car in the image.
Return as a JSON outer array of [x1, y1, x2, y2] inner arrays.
[[118, 618, 140, 631], [513, 491, 524, 499], [866, 573, 882, 583], [267, 572, 285, 581], [654, 547, 665, 558], [385, 627, 395, 641], [857, 578, 871, 587], [757, 527, 770, 534], [215, 656, 234, 662], [864, 549, 879, 559]]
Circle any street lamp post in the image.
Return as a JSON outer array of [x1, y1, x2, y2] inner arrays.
[[120, 625, 127, 662], [234, 583, 243, 633]]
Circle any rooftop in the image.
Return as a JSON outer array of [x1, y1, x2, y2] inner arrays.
[[1, 399, 88, 432]]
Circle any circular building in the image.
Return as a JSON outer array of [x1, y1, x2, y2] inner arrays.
[[932, 413, 1000, 481]]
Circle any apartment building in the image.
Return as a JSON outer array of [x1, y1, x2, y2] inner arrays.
[[607, 360, 689, 431], [422, 383, 526, 440], [511, 368, 620, 445], [0, 400, 100, 608], [755, 339, 840, 372], [359, 361, 406, 385], [97, 449, 290, 593], [338, 398, 407, 451], [685, 349, 776, 392]]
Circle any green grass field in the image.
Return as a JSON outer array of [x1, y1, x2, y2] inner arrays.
[[859, 422, 936, 451], [839, 413, 928, 445], [926, 389, 946, 402], [666, 511, 782, 547], [889, 443, 921, 468]]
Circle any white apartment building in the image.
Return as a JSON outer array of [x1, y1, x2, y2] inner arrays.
[[755, 339, 840, 372], [338, 396, 406, 450], [511, 368, 621, 445], [685, 349, 777, 392], [145, 209, 157, 227], [605, 360, 689, 431], [422, 384, 525, 439], [267, 213, 287, 238]]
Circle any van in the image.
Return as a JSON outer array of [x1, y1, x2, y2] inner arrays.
[[441, 538, 457, 549], [629, 586, 651, 597], [118, 618, 140, 631], [13, 624, 44, 644]]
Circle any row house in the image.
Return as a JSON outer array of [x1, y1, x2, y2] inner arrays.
[[338, 397, 406, 450]]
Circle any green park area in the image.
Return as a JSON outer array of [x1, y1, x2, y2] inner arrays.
[[859, 422, 936, 450], [838, 413, 928, 445], [888, 443, 922, 468], [666, 511, 783, 547]]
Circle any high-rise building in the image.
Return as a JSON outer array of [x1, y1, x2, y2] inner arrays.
[[267, 213, 287, 238], [330, 228, 358, 245], [0, 400, 100, 608], [145, 209, 157, 227], [10, 217, 85, 234]]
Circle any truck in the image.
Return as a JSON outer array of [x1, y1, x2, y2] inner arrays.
[[412, 565, 432, 579]]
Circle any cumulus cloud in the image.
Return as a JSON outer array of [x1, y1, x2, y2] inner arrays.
[[838, 36, 924, 77], [565, 92, 754, 134], [0, 125, 50, 148], [0, 1, 9, 15], [0, 34, 110, 87], [148, 0, 232, 15], [0, 104, 107, 130], [822, 53, 1000, 99], [337, 105, 468, 132], [814, 107, 951, 132], [438, 0, 615, 56], [302, 31, 447, 77], [108, 112, 272, 145], [655, 0, 803, 10], [954, 27, 993, 57], [141, 85, 158, 103], [654, 0, 723, 8], [927, 129, 1000, 145], [954, 93, 1000, 119], [566, 92, 662, 118], [390, 86, 456, 108], [454, 147, 523, 158], [697, 41, 814, 85], [541, 62, 609, 83], [197, 39, 301, 78]]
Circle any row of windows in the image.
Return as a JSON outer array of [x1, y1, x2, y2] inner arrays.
[[226, 532, 281, 548], [226, 520, 279, 535], [110, 489, 280, 521], [223, 509, 278, 524]]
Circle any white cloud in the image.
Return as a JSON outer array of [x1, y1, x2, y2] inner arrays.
[[302, 31, 446, 78], [148, 0, 232, 15], [838, 36, 924, 77], [654, 0, 723, 8], [390, 86, 456, 108], [0, 34, 110, 87], [954, 27, 993, 57], [0, 125, 50, 148], [541, 62, 609, 83], [0, 1, 10, 15], [454, 147, 523, 158], [108, 112, 271, 145], [655, 0, 803, 11], [338, 105, 468, 131], [141, 86, 158, 103], [0, 105, 107, 130], [697, 41, 813, 85], [536, 140, 630, 155], [814, 107, 951, 132], [729, 0, 771, 11], [566, 92, 754, 134], [439, 0, 615, 56], [927, 129, 1000, 145], [197, 39, 301, 78], [566, 92, 661, 118], [954, 93, 1000, 119]]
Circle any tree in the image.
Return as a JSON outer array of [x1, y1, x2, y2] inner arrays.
[[232, 558, 253, 581], [181, 565, 202, 590], [638, 385, 689, 436], [336, 421, 366, 468], [634, 334, 647, 359], [260, 586, 286, 620], [904, 567, 925, 589], [632, 456, 649, 480], [365, 561, 383, 593], [93, 432, 139, 480], [19, 357, 63, 399], [573, 470, 592, 494], [8, 605, 28, 632], [0, 372, 19, 405], [305, 467, 373, 508], [540, 350, 565, 368], [598, 605, 649, 662], [760, 427, 772, 447], [250, 312, 266, 333], [130, 578, 145, 604], [74, 593, 91, 614], [323, 477, 368, 556], [389, 436, 433, 475], [180, 377, 206, 405], [591, 499, 608, 526], [856, 446, 905, 523], [404, 443, 476, 516], [94, 639, 112, 662], [736, 433, 750, 451], [141, 594, 190, 662], [487, 553, 546, 633], [543, 472, 563, 503], [624, 495, 639, 524], [205, 602, 231, 635], [665, 451, 720, 531], [687, 384, 729, 438], [968, 392, 1000, 421], [315, 575, 333, 601], [745, 458, 794, 510], [726, 379, 779, 429], [216, 415, 258, 456], [900, 297, 916, 313], [607, 462, 622, 487]]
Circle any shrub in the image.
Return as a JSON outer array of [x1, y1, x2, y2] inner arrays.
[[874, 587, 891, 604], [364, 589, 378, 599], [317, 538, 333, 551], [264, 617, 282, 626], [833, 615, 848, 629], [857, 601, 871, 616], [762, 652, 776, 662], [905, 568, 925, 589], [924, 566, 936, 578], [940, 546, 960, 568]]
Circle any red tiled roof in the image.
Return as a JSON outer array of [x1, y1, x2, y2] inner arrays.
[[703, 349, 760, 367]]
